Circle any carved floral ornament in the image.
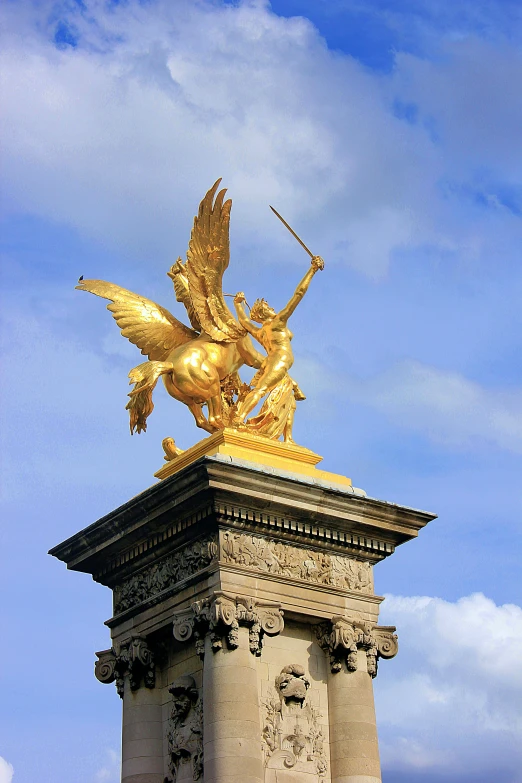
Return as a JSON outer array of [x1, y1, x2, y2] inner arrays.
[[221, 531, 374, 594], [113, 535, 218, 615], [95, 636, 155, 698], [315, 616, 398, 677], [172, 592, 284, 657], [112, 531, 374, 620]]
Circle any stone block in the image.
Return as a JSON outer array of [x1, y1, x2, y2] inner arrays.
[[332, 755, 381, 777], [122, 738, 164, 761], [123, 705, 163, 726], [203, 736, 263, 761], [329, 720, 380, 744], [204, 699, 260, 725], [122, 755, 164, 777], [122, 721, 163, 743], [203, 718, 261, 741]]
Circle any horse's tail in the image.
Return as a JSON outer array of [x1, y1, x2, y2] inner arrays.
[[126, 361, 174, 434]]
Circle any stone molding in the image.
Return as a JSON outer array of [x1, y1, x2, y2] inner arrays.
[[94, 636, 155, 697], [113, 534, 218, 615], [216, 502, 395, 560], [315, 616, 398, 677], [172, 591, 284, 657], [94, 504, 214, 581], [220, 530, 374, 594]]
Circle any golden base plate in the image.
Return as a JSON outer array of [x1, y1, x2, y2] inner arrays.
[[154, 428, 352, 487]]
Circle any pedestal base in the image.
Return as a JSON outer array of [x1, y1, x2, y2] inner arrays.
[[50, 452, 435, 783]]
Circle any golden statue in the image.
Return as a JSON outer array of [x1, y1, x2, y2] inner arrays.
[[76, 179, 324, 451]]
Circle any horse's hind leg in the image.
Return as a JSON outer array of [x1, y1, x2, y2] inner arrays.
[[207, 394, 225, 431], [188, 402, 214, 434]]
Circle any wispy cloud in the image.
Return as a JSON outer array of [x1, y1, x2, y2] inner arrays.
[[345, 359, 522, 453]]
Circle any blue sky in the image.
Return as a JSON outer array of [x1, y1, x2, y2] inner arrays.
[[1, 1, 521, 781]]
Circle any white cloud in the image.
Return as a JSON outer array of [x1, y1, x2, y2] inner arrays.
[[1, 0, 520, 280], [0, 758, 14, 783], [376, 593, 522, 778], [345, 359, 522, 453]]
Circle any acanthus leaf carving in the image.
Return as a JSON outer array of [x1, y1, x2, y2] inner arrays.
[[172, 592, 284, 658], [221, 531, 373, 594], [113, 535, 218, 615], [94, 635, 155, 697], [315, 616, 398, 677]]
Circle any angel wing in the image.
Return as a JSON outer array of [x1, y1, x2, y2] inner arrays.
[[76, 279, 198, 361], [186, 179, 244, 342]]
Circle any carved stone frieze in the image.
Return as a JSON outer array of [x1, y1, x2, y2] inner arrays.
[[261, 663, 328, 779], [94, 636, 155, 697], [221, 530, 373, 593], [315, 616, 398, 677], [113, 535, 218, 614], [166, 675, 203, 783], [172, 592, 284, 658]]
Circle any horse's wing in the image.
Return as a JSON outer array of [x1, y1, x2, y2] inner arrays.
[[185, 179, 244, 342], [76, 279, 198, 361]]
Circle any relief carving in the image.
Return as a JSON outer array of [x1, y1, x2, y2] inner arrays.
[[315, 616, 398, 677], [172, 591, 284, 658], [221, 531, 373, 593], [166, 675, 203, 783], [113, 535, 218, 614], [94, 635, 155, 697], [261, 664, 328, 780]]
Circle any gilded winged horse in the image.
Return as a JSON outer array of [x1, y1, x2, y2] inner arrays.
[[76, 180, 264, 434]]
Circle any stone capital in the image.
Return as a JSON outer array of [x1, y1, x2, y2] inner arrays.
[[172, 591, 284, 657], [94, 635, 155, 697], [315, 615, 398, 677]]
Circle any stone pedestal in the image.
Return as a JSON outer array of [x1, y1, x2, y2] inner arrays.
[[50, 447, 435, 783]]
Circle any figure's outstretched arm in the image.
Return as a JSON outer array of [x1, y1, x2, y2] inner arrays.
[[234, 292, 262, 340], [277, 256, 324, 323]]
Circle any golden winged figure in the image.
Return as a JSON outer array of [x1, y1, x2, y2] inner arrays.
[[76, 179, 323, 442]]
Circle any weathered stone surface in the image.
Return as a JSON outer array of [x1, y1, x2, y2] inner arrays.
[[50, 454, 436, 783]]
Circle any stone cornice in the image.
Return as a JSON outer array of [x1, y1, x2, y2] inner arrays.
[[50, 456, 436, 583]]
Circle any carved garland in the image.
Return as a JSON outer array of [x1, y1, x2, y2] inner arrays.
[[95, 636, 155, 697], [172, 592, 284, 657], [113, 534, 218, 614], [221, 530, 374, 593], [315, 616, 398, 677]]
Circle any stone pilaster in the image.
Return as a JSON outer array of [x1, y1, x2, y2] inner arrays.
[[172, 592, 284, 783], [203, 626, 264, 783], [316, 617, 398, 783], [121, 676, 164, 783]]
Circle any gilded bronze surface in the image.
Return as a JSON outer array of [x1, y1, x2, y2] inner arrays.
[[77, 179, 323, 447]]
